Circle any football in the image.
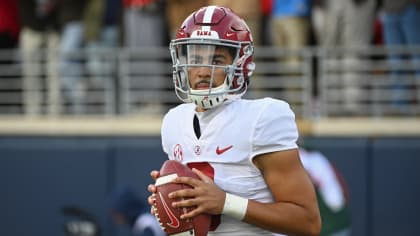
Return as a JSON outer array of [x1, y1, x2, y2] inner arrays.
[[153, 160, 211, 236]]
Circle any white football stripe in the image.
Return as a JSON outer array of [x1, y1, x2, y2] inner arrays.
[[155, 173, 178, 186]]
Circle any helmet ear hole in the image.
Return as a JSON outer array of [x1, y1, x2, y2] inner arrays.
[[243, 45, 253, 56]]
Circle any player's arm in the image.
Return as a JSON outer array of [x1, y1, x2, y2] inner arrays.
[[247, 148, 321, 235], [168, 149, 321, 235]]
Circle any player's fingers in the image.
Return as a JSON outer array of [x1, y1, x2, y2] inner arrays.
[[181, 206, 204, 219], [147, 184, 157, 193], [173, 176, 203, 187], [150, 206, 154, 215], [192, 168, 213, 183], [148, 193, 156, 205], [150, 170, 160, 180], [172, 197, 196, 208], [169, 188, 196, 199]]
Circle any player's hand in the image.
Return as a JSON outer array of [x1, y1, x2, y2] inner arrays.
[[147, 170, 160, 214], [169, 168, 226, 219]]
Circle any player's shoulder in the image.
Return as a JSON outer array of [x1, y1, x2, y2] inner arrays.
[[237, 97, 294, 115], [163, 103, 194, 120]]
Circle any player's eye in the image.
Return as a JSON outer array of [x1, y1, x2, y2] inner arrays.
[[189, 57, 202, 64], [212, 59, 224, 65]]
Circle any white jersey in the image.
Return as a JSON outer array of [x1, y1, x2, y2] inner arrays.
[[161, 98, 299, 236]]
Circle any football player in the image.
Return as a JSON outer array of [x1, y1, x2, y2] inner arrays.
[[148, 5, 321, 236]]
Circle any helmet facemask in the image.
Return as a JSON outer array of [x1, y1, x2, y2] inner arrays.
[[170, 39, 252, 109]]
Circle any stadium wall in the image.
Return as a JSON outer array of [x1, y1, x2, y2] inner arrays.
[[0, 136, 419, 236]]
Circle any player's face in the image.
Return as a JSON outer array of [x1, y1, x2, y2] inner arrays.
[[186, 45, 234, 90]]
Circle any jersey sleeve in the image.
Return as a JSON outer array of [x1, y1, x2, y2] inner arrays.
[[160, 111, 171, 156], [251, 99, 299, 159]]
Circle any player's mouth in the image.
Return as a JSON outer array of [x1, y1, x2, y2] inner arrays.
[[195, 81, 211, 90]]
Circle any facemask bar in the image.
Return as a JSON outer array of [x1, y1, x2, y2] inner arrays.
[[170, 38, 251, 108]]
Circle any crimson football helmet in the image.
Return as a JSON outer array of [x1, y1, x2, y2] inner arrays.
[[170, 5, 255, 109]]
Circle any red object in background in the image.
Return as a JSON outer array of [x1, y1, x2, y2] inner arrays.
[[261, 0, 273, 16], [123, 0, 157, 8], [373, 17, 384, 45], [0, 0, 20, 41]]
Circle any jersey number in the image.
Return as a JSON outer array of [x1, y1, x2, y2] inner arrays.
[[187, 162, 221, 231]]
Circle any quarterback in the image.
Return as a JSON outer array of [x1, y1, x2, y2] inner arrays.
[[148, 5, 321, 236]]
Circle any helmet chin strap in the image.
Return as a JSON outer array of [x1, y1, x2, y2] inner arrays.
[[189, 83, 229, 109]]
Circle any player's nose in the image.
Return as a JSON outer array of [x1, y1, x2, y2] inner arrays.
[[196, 66, 212, 78]]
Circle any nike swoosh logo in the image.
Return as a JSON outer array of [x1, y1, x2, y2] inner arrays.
[[159, 192, 180, 228], [216, 145, 233, 155]]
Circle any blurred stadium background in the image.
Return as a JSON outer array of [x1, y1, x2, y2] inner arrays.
[[1, 45, 419, 236]]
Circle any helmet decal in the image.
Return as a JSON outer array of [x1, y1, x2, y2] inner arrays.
[[191, 6, 219, 39]]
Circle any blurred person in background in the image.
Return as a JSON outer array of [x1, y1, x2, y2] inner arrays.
[[312, 0, 376, 114], [122, 0, 167, 113], [17, 0, 60, 116], [0, 0, 20, 49], [0, 0, 20, 114], [84, 0, 121, 86], [269, 0, 313, 108], [270, 0, 312, 66], [122, 0, 165, 48], [57, 0, 90, 114], [379, 0, 420, 112], [109, 186, 166, 236], [299, 147, 351, 236]]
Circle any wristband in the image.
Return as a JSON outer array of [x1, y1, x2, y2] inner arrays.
[[222, 193, 248, 220]]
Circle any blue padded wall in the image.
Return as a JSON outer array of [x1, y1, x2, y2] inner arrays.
[[0, 137, 109, 236], [303, 137, 371, 236], [0, 136, 419, 236], [370, 138, 420, 236]]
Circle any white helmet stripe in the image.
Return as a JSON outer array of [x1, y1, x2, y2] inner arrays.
[[201, 5, 216, 32]]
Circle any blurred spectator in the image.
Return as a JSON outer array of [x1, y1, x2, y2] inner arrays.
[[0, 0, 20, 49], [299, 147, 352, 236], [209, 0, 262, 46], [84, 0, 121, 86], [261, 0, 274, 46], [0, 0, 20, 114], [122, 0, 166, 48], [57, 0, 89, 114], [122, 0, 167, 113], [312, 0, 376, 114], [270, 0, 312, 65], [313, 0, 376, 46], [165, 0, 208, 38], [108, 186, 166, 236], [17, 0, 60, 116], [380, 0, 420, 47], [379, 0, 420, 110]]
